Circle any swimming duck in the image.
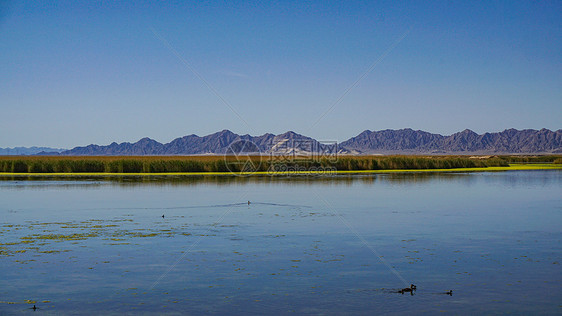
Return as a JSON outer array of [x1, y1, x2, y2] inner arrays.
[[162, 214, 165, 218], [445, 290, 452, 296], [247, 201, 251, 205], [399, 284, 416, 294], [32, 305, 37, 311]]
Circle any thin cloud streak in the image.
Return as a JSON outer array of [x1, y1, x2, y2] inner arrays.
[[150, 27, 254, 134]]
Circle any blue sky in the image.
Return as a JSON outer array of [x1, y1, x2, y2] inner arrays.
[[1, 0, 560, 148]]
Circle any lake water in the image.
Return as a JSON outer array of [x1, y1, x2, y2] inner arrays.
[[1, 171, 561, 315]]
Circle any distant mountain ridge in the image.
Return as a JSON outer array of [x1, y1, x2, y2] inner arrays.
[[16, 128, 562, 156], [59, 130, 348, 156], [341, 128, 562, 154], [0, 146, 66, 156]]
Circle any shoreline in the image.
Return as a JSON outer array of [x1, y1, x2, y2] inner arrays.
[[0, 164, 559, 177]]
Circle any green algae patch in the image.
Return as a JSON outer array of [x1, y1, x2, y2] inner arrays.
[[132, 233, 159, 238], [1, 217, 202, 257], [22, 232, 99, 241], [38, 250, 62, 254]]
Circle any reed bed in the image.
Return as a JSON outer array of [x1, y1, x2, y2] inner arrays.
[[0, 155, 515, 173], [497, 155, 561, 163]]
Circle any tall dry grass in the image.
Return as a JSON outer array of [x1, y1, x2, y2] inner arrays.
[[0, 155, 514, 173]]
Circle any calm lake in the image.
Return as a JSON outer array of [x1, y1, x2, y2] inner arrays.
[[1, 171, 561, 315]]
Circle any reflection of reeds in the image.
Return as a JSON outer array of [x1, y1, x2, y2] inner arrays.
[[0, 155, 521, 173], [1, 168, 559, 188]]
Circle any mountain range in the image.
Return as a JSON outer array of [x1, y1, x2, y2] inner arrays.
[[0, 146, 66, 156], [341, 128, 562, 154], [54, 130, 347, 156], [3, 128, 561, 156]]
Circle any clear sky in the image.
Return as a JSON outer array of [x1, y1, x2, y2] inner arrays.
[[1, 0, 560, 148]]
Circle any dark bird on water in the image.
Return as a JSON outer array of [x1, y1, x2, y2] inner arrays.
[[446, 290, 453, 296], [162, 214, 165, 218], [399, 284, 417, 295], [248, 201, 251, 205], [32, 305, 37, 311]]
